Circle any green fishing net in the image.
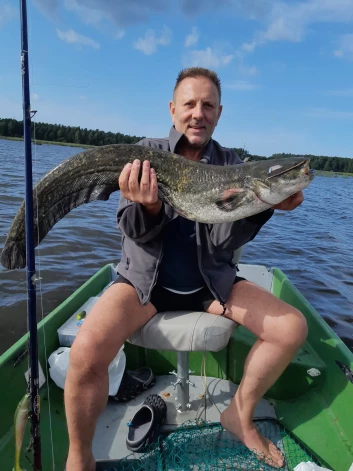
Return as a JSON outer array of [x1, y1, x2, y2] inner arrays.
[[97, 418, 325, 471]]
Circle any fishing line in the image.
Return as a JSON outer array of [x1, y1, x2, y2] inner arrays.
[[28, 3, 56, 469], [195, 303, 226, 422], [32, 119, 56, 471]]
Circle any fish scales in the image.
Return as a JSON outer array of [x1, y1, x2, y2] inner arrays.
[[0, 144, 314, 270]]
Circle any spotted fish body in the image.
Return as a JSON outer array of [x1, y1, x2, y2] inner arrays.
[[1, 144, 314, 270], [13, 394, 30, 471]]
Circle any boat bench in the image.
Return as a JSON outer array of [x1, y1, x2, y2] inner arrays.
[[128, 310, 237, 411]]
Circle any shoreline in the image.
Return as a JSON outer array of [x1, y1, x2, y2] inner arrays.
[[1, 136, 352, 177], [0, 135, 95, 148]]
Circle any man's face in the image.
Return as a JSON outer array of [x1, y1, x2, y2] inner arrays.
[[169, 76, 222, 148]]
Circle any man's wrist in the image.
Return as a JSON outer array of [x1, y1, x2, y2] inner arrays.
[[143, 200, 163, 217]]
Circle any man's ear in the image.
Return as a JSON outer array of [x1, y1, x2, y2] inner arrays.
[[217, 104, 223, 123], [169, 100, 176, 124]]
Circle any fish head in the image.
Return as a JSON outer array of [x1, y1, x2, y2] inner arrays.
[[250, 157, 315, 206]]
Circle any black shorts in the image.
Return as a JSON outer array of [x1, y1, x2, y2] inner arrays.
[[114, 274, 246, 313]]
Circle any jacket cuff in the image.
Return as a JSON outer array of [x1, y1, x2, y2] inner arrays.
[[141, 202, 166, 227]]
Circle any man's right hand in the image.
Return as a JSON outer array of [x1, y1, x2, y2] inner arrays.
[[119, 159, 162, 216]]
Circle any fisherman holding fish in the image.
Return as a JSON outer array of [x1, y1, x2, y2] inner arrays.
[[64, 67, 307, 470]]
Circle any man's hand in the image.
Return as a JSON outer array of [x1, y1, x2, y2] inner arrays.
[[272, 191, 304, 211], [119, 159, 162, 216]]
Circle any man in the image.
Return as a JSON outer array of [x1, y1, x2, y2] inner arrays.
[[65, 67, 307, 471]]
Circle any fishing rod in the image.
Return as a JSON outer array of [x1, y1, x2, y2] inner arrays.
[[19, 0, 42, 468]]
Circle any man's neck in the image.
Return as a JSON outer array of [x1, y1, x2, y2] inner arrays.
[[175, 137, 209, 162], [178, 146, 203, 161]]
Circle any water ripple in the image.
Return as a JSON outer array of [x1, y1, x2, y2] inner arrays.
[[0, 138, 352, 353]]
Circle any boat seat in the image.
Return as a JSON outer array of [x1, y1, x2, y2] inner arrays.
[[127, 248, 242, 412], [128, 310, 236, 352]]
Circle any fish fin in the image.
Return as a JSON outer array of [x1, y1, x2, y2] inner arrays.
[[215, 189, 245, 212], [1, 181, 117, 270]]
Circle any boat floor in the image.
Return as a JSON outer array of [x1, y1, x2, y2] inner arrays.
[[94, 374, 277, 465]]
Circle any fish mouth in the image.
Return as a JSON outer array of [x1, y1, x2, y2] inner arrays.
[[267, 159, 312, 181], [254, 158, 315, 205]]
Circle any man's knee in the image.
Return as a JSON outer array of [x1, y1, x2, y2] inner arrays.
[[69, 332, 120, 380], [277, 308, 308, 350]]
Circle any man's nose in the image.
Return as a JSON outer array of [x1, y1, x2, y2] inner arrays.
[[192, 103, 204, 120]]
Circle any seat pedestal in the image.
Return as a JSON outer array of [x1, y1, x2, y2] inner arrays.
[[170, 352, 192, 412]]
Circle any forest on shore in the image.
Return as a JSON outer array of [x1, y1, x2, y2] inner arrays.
[[1, 118, 353, 173]]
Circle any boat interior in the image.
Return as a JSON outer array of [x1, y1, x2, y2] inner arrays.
[[2, 258, 352, 471], [92, 262, 314, 470]]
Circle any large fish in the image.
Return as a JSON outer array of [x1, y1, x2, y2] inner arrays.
[[1, 144, 314, 270]]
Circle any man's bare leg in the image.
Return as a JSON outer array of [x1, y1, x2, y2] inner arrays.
[[207, 280, 308, 468], [64, 283, 157, 471]]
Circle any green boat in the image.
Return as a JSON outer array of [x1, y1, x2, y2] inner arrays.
[[1, 260, 352, 471]]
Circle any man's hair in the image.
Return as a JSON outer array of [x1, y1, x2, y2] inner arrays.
[[173, 67, 221, 102]]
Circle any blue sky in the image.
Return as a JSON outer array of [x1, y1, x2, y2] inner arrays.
[[1, 0, 353, 157]]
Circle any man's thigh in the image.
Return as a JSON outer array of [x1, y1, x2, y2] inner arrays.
[[206, 280, 304, 343], [73, 282, 157, 367]]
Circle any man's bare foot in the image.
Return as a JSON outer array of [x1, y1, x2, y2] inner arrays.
[[66, 449, 95, 471], [220, 404, 285, 469]]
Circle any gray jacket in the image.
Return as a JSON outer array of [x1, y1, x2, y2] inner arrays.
[[116, 127, 273, 306]]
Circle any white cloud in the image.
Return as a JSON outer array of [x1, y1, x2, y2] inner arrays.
[[305, 107, 353, 119], [115, 30, 125, 40], [214, 126, 311, 157], [62, 0, 169, 28], [180, 0, 272, 18], [333, 34, 353, 60], [226, 81, 259, 91], [184, 47, 233, 69], [326, 88, 353, 97], [240, 41, 257, 53], [185, 27, 199, 48], [56, 29, 100, 49], [32, 93, 40, 101], [33, 0, 60, 22], [133, 26, 172, 55], [334, 49, 344, 58], [239, 0, 353, 54], [0, 93, 139, 136], [238, 64, 258, 76], [0, 4, 16, 26]]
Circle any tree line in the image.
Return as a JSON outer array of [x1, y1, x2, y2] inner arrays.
[[0, 118, 142, 146], [1, 118, 352, 173], [232, 148, 353, 174]]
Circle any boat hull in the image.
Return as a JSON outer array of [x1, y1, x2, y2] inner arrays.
[[0, 263, 352, 470]]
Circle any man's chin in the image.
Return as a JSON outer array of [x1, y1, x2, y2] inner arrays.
[[185, 134, 207, 148]]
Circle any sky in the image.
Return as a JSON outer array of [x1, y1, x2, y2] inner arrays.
[[1, 0, 353, 157]]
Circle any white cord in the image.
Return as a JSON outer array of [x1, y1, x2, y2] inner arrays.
[[195, 307, 225, 422]]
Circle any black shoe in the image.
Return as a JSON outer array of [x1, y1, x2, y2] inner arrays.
[[111, 367, 155, 402], [126, 394, 167, 452]]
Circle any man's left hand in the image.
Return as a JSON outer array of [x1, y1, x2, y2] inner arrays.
[[272, 191, 304, 211]]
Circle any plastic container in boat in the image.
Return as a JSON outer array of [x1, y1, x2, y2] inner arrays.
[[48, 345, 126, 395], [57, 297, 100, 346]]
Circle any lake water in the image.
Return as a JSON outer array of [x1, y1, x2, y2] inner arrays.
[[0, 138, 352, 354]]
